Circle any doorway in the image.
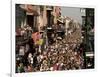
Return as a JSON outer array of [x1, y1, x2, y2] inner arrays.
[[27, 15, 34, 29]]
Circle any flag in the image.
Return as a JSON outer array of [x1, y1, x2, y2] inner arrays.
[[32, 32, 42, 45], [36, 39, 43, 45]]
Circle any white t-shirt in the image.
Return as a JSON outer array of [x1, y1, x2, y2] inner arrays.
[[19, 48, 25, 56]]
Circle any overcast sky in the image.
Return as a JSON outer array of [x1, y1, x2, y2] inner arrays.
[[61, 7, 83, 24]]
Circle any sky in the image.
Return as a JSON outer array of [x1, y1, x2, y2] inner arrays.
[[61, 7, 84, 24]]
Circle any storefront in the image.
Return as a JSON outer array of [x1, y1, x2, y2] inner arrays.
[[85, 52, 94, 68]]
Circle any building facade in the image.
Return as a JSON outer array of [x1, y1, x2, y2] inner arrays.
[[16, 4, 61, 32]]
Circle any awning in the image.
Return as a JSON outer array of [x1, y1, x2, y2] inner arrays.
[[86, 52, 94, 57], [57, 16, 64, 23], [47, 27, 52, 29], [57, 19, 64, 23], [46, 6, 53, 10]]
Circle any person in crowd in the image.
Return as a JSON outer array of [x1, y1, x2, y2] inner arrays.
[[19, 46, 25, 57], [17, 63, 25, 73], [16, 21, 84, 72]]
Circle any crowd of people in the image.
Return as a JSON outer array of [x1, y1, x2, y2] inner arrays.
[[15, 18, 85, 73]]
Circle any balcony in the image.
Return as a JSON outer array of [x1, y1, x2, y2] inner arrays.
[[20, 4, 39, 16], [46, 6, 53, 10]]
